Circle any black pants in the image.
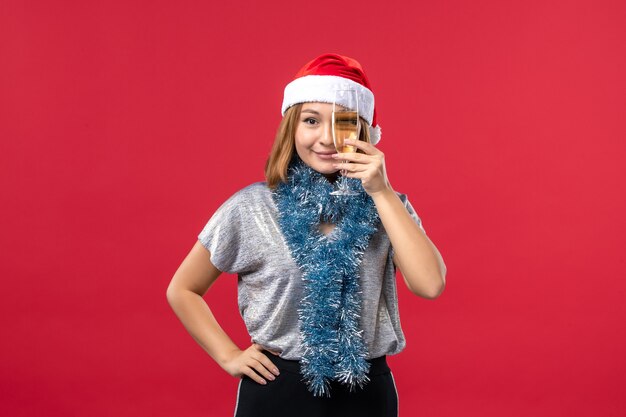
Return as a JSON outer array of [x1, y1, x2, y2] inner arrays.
[[234, 351, 399, 417]]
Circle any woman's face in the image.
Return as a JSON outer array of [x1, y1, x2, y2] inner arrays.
[[294, 102, 339, 180]]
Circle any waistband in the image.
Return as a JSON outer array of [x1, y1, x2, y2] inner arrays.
[[262, 350, 391, 376]]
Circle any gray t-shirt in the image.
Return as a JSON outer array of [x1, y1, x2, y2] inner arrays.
[[198, 181, 426, 360]]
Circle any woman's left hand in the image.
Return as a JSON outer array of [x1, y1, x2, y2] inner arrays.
[[332, 138, 392, 196]]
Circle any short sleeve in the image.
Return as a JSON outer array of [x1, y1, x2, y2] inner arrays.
[[389, 193, 426, 261], [197, 191, 255, 274], [400, 193, 426, 234]]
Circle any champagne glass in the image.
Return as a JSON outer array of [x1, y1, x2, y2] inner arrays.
[[330, 89, 361, 196]]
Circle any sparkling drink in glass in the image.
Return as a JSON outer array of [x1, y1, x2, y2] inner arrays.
[[330, 89, 360, 196]]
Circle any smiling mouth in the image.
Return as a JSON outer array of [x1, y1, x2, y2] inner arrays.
[[315, 152, 336, 160]]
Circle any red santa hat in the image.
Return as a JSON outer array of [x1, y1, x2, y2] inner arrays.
[[281, 53, 382, 145]]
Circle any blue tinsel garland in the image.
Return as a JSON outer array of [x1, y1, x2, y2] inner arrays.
[[271, 155, 381, 397]]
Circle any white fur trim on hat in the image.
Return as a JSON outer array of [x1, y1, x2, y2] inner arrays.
[[282, 75, 375, 126]]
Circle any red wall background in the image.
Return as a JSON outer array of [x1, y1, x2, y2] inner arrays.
[[1, 0, 625, 416]]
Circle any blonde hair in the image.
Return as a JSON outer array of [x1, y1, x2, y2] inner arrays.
[[265, 103, 371, 189]]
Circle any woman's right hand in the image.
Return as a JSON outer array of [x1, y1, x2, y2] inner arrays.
[[221, 343, 281, 385]]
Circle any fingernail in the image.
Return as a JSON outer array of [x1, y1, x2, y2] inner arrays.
[[261, 379, 267, 385], [274, 368, 280, 375], [331, 154, 339, 158]]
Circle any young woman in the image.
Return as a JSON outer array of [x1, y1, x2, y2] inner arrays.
[[166, 53, 447, 417]]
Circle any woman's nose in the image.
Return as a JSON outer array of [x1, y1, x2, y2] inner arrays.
[[321, 123, 333, 145]]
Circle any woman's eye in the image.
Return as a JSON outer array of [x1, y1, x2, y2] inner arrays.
[[303, 117, 318, 125]]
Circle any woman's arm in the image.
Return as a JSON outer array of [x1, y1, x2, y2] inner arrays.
[[166, 241, 280, 384], [332, 137, 447, 299], [370, 189, 447, 299]]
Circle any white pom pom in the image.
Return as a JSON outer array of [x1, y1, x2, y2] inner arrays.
[[369, 125, 381, 145]]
